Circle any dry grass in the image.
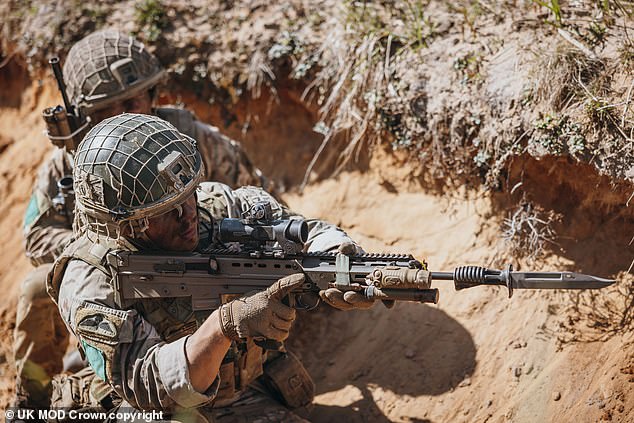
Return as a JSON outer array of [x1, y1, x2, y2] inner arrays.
[[300, 1, 437, 188], [501, 199, 559, 262], [553, 272, 634, 343]]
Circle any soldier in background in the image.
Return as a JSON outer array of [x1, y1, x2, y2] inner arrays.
[[15, 29, 269, 408], [47, 114, 370, 420]]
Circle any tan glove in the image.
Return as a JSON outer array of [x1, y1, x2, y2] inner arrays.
[[319, 242, 375, 311], [319, 242, 395, 310], [219, 274, 304, 342], [319, 288, 375, 311]]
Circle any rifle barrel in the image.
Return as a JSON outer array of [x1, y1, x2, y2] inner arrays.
[[49, 57, 75, 127], [430, 272, 454, 281]]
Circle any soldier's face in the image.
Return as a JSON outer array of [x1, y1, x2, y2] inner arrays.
[[145, 194, 199, 251], [89, 91, 153, 124]]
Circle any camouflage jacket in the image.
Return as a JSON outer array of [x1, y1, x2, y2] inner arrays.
[[24, 107, 267, 266], [47, 183, 356, 411]]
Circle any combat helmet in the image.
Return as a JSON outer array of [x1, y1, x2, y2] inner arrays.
[[74, 113, 204, 241], [63, 30, 165, 113]]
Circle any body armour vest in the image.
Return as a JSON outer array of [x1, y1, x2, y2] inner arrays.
[[47, 233, 266, 405]]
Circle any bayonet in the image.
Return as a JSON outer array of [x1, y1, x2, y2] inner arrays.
[[431, 265, 615, 298]]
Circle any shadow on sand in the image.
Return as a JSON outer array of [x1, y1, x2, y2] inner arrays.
[[287, 303, 476, 422]]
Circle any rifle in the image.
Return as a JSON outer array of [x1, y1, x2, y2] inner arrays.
[[110, 215, 615, 313], [42, 57, 90, 151]]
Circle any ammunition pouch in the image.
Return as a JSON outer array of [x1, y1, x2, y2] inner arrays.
[[213, 338, 265, 406], [261, 351, 314, 410], [49, 366, 119, 422]]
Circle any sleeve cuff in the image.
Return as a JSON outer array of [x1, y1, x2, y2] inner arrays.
[[156, 336, 220, 408]]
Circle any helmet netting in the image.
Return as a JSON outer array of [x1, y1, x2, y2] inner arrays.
[[73, 113, 204, 242], [63, 30, 165, 112]]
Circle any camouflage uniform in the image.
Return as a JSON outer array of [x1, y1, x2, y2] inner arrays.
[[16, 111, 265, 407], [47, 182, 353, 421]]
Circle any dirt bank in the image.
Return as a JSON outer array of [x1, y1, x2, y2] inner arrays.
[[286, 168, 634, 423]]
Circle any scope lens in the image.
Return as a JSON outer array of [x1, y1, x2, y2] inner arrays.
[[286, 220, 308, 244]]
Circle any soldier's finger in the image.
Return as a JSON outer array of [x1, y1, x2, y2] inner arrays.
[[268, 274, 306, 300], [337, 242, 357, 256], [343, 291, 375, 309], [271, 314, 294, 331], [266, 325, 290, 342], [319, 289, 353, 311], [272, 306, 296, 323]]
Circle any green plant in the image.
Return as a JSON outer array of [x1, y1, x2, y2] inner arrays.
[[533, 0, 563, 26], [581, 21, 608, 47], [531, 114, 587, 157], [134, 0, 167, 42], [585, 97, 614, 123], [404, 0, 434, 49], [619, 40, 634, 67], [446, 1, 485, 34], [453, 52, 482, 84]]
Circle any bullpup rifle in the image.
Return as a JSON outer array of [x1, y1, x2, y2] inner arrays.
[[110, 212, 615, 312]]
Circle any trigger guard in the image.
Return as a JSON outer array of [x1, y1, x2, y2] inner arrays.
[[294, 292, 320, 311]]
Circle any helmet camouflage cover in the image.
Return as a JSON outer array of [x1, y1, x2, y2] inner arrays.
[[63, 30, 165, 113], [74, 113, 204, 240]]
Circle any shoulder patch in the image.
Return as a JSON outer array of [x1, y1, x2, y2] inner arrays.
[[75, 302, 135, 345]]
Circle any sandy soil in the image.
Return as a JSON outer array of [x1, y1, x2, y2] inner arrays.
[[285, 167, 634, 423]]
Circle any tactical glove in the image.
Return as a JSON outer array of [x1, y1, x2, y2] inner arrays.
[[219, 274, 304, 342], [319, 242, 394, 310], [319, 288, 375, 311]]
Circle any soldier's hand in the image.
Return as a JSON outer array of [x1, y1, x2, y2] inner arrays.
[[337, 241, 360, 256], [321, 242, 394, 310], [219, 274, 304, 342], [319, 288, 375, 311]]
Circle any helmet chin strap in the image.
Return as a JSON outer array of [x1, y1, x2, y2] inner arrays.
[[174, 203, 183, 218], [126, 195, 192, 250], [124, 218, 161, 250]]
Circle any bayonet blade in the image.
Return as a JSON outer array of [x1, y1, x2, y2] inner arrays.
[[433, 265, 616, 297], [510, 271, 615, 290]]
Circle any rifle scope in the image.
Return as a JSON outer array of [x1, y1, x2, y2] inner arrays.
[[217, 218, 308, 246]]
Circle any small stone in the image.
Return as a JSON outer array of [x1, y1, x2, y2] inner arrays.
[[458, 377, 471, 388], [405, 350, 416, 359], [486, 400, 493, 408], [514, 367, 522, 378], [553, 392, 561, 401]]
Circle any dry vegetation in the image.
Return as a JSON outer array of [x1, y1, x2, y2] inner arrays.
[[2, 1, 633, 194]]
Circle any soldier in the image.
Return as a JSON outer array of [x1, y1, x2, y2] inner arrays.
[[15, 29, 268, 408], [46, 114, 371, 421]]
